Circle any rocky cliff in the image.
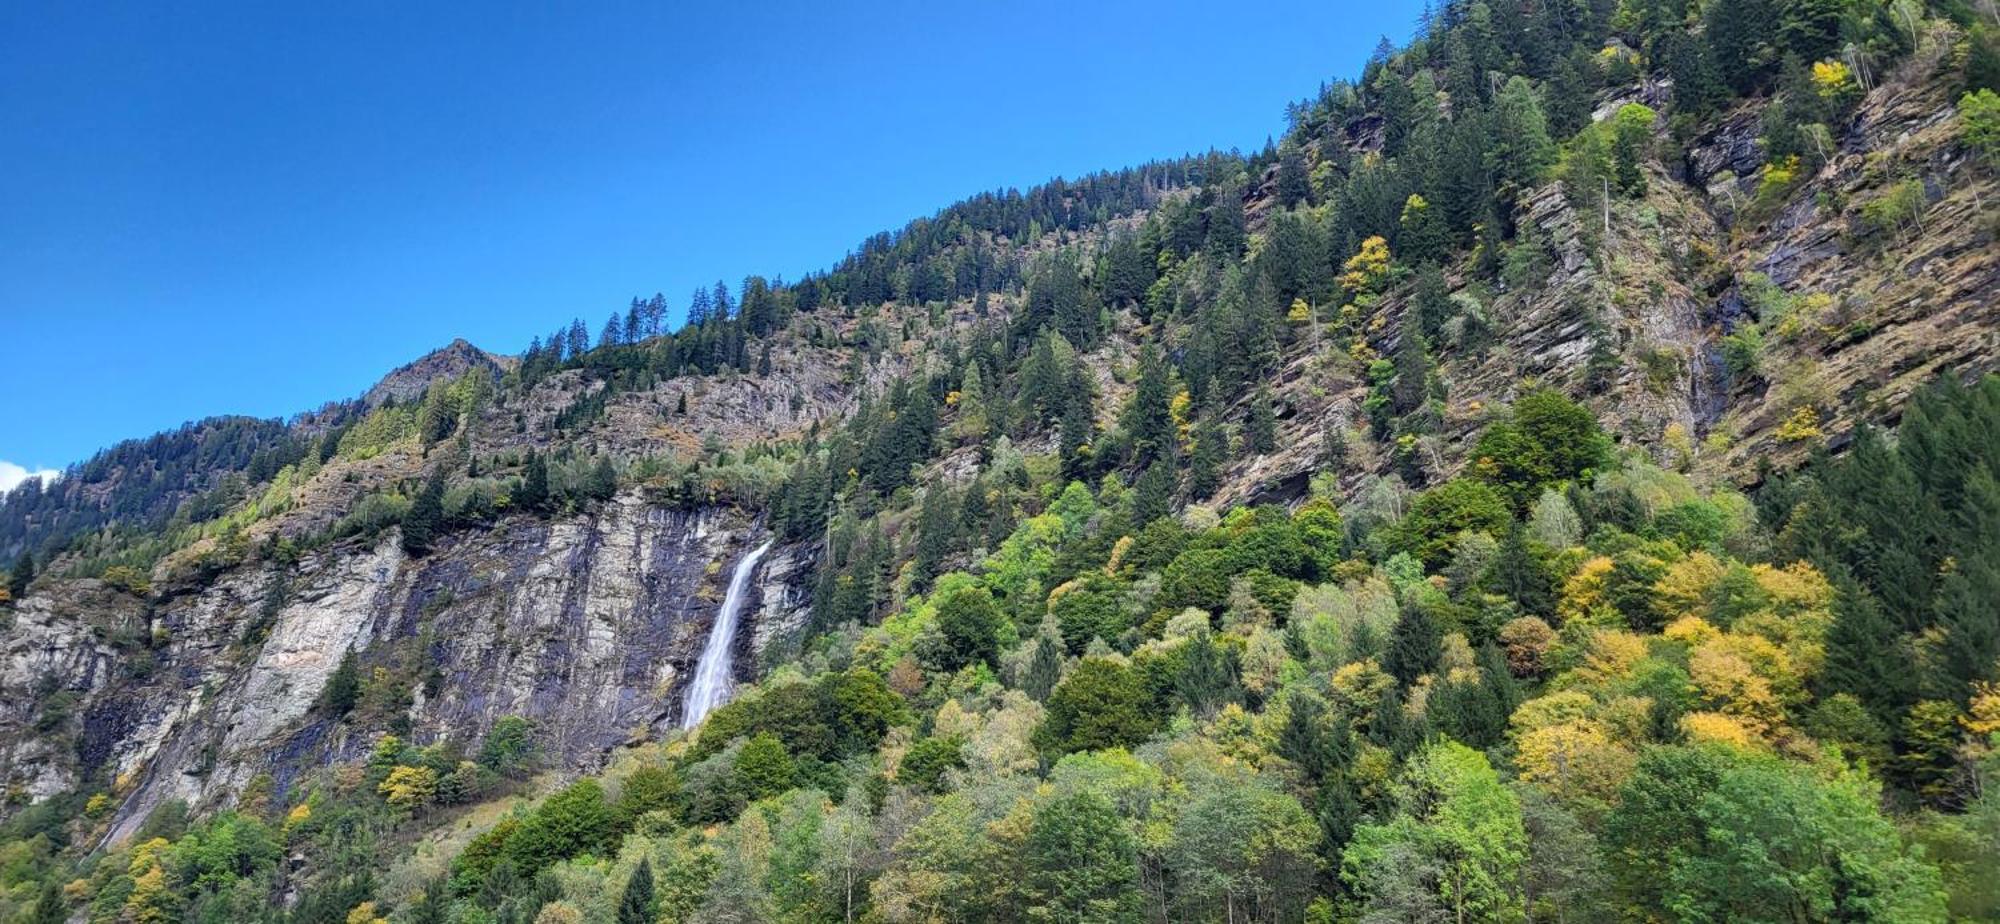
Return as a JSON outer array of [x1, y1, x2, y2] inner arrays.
[[0, 493, 813, 840]]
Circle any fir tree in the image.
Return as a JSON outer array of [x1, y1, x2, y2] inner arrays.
[[1385, 601, 1441, 684], [402, 471, 445, 556], [1024, 628, 1064, 702], [1245, 384, 1278, 455], [1123, 346, 1176, 467], [1186, 411, 1228, 500], [618, 858, 656, 924], [517, 452, 551, 513], [1484, 524, 1555, 617], [1821, 572, 1916, 722], [6, 553, 32, 600], [321, 649, 361, 718], [1132, 462, 1176, 526]]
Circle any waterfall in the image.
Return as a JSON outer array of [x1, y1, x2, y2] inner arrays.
[[681, 540, 773, 729]]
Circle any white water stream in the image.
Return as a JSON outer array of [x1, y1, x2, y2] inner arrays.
[[680, 540, 773, 729]]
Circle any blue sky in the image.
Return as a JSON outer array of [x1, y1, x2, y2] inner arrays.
[[0, 1, 1419, 476]]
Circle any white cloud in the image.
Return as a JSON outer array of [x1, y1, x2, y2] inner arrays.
[[0, 461, 60, 494]]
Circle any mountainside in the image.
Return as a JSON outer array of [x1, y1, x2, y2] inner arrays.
[[3, 3, 2000, 923]]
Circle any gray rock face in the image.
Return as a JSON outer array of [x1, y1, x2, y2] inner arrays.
[[0, 492, 810, 843], [364, 338, 511, 409]]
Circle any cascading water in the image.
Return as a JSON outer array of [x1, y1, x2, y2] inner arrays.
[[680, 540, 773, 729]]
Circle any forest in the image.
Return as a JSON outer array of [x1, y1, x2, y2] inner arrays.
[[1, 0, 1998, 920]]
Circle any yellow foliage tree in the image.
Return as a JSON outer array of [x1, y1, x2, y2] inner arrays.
[[1688, 634, 1796, 736], [1515, 718, 1638, 809], [1573, 629, 1649, 687], [1340, 236, 1392, 294], [1653, 552, 1731, 624], [378, 765, 440, 811], [1558, 556, 1619, 625], [1679, 711, 1763, 750]]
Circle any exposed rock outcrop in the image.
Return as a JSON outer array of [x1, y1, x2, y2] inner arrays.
[[1, 492, 810, 843]]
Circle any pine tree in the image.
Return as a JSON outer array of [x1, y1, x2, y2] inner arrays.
[[1412, 263, 1452, 343], [6, 553, 33, 600], [1024, 628, 1065, 702], [1245, 384, 1278, 455], [1385, 601, 1441, 684], [518, 452, 551, 514], [402, 472, 445, 556], [1275, 144, 1313, 207], [585, 456, 617, 502], [910, 484, 957, 591], [1399, 194, 1450, 266], [1058, 374, 1095, 477], [1484, 524, 1555, 617], [1390, 325, 1437, 418], [618, 858, 656, 924], [1132, 462, 1175, 526], [1123, 346, 1176, 467], [321, 649, 361, 718], [1205, 180, 1248, 259], [1937, 548, 2000, 695], [26, 881, 63, 924], [1492, 76, 1557, 192], [1186, 411, 1227, 499], [1705, 0, 1776, 94], [1821, 572, 1915, 722]]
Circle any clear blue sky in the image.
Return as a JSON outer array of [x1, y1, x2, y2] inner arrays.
[[0, 1, 1419, 476]]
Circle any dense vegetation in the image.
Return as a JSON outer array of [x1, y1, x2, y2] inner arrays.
[[2, 0, 1998, 921]]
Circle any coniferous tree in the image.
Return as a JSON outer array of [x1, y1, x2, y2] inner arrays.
[[402, 472, 445, 556], [6, 554, 32, 600], [1132, 462, 1175, 526], [1390, 325, 1438, 419], [1205, 180, 1248, 259], [618, 858, 656, 924], [1821, 572, 1916, 722], [1485, 524, 1555, 617], [1705, 0, 1776, 93], [1187, 411, 1228, 500], [1399, 194, 1450, 265], [1412, 263, 1452, 343], [1385, 601, 1441, 684], [1275, 144, 1313, 207], [518, 452, 551, 514], [321, 649, 361, 718], [1123, 346, 1176, 467], [910, 484, 957, 591], [1058, 374, 1095, 477], [1245, 384, 1278, 455], [585, 456, 617, 503]]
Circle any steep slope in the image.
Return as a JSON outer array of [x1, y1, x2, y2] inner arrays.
[[0, 4, 1996, 922]]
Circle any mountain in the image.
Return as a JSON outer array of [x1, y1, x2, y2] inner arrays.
[[2, 4, 1999, 923]]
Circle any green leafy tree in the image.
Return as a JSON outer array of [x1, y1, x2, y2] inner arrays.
[[1344, 740, 1529, 924], [934, 585, 1005, 671], [735, 732, 799, 802], [1026, 791, 1143, 923], [478, 715, 536, 776], [1664, 750, 1949, 922], [507, 778, 616, 873], [1963, 90, 2000, 165], [1470, 390, 1612, 509], [1036, 657, 1158, 756]]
